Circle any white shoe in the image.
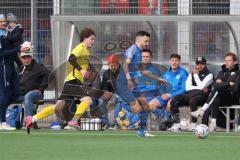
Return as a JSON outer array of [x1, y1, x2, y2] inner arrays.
[[167, 123, 180, 132], [237, 125, 240, 132], [144, 132, 155, 137], [1, 122, 16, 131], [109, 125, 118, 131], [64, 125, 77, 130], [187, 123, 197, 132], [0, 124, 3, 130], [209, 122, 216, 132], [191, 108, 204, 118]]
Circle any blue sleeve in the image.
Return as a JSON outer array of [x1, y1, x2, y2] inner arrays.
[[170, 70, 188, 97], [155, 67, 161, 77], [0, 47, 20, 57], [125, 45, 137, 60]]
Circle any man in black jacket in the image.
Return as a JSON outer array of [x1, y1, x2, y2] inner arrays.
[[17, 50, 49, 118], [167, 56, 213, 132], [191, 52, 240, 131]]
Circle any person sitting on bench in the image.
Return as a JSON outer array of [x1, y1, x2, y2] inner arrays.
[[17, 49, 50, 124]]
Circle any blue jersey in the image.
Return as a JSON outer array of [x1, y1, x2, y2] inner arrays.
[[133, 63, 161, 98], [161, 67, 188, 97], [119, 44, 142, 79], [134, 63, 160, 91]]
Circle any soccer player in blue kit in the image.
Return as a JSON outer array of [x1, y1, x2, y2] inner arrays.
[[116, 31, 167, 136]]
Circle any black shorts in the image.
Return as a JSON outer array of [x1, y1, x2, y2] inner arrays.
[[59, 79, 82, 100]]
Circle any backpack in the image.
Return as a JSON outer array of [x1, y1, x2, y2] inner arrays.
[[6, 105, 24, 129]]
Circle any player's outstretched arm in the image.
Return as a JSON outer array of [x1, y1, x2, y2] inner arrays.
[[139, 64, 168, 85]]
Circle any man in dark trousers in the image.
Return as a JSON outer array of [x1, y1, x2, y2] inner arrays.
[[0, 14, 29, 130], [17, 50, 49, 120], [167, 56, 213, 132], [191, 52, 240, 131]]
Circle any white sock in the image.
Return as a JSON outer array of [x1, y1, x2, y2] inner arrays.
[[32, 116, 38, 123], [211, 118, 216, 124], [202, 103, 209, 112]]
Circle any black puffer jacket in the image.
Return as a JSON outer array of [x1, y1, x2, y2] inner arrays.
[[17, 59, 50, 95], [214, 64, 240, 95], [6, 24, 24, 47]]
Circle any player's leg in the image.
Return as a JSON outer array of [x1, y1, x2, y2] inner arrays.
[[188, 94, 207, 131], [66, 96, 92, 129], [191, 88, 219, 118], [149, 96, 167, 119], [137, 96, 151, 135], [26, 100, 65, 133]]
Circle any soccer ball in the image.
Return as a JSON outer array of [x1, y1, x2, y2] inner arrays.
[[21, 41, 34, 52], [116, 111, 130, 130], [179, 118, 189, 131], [195, 124, 209, 139]]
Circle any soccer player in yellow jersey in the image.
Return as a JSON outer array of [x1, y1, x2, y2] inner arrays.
[[25, 28, 99, 133]]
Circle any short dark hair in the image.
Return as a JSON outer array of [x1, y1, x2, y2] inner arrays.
[[225, 52, 237, 62], [136, 31, 150, 37], [80, 28, 96, 42], [170, 53, 181, 60], [142, 48, 152, 56]]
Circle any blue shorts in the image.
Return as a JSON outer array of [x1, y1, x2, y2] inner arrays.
[[132, 86, 158, 98], [116, 73, 136, 104], [155, 96, 169, 107], [119, 96, 154, 112]]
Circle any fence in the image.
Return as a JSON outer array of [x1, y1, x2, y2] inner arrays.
[[1, 0, 240, 69]]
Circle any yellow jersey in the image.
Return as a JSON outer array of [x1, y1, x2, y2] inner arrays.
[[65, 43, 90, 82]]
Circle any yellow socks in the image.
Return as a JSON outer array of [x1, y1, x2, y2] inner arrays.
[[72, 101, 90, 121], [35, 105, 55, 121]]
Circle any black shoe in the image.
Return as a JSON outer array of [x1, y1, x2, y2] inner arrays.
[[33, 122, 40, 129], [159, 121, 167, 131]]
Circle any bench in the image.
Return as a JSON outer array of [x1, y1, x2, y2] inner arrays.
[[11, 98, 56, 128], [219, 105, 240, 132]]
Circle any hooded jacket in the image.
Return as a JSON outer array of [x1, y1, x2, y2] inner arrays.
[[17, 59, 50, 95]]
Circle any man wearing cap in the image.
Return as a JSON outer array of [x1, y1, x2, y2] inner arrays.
[[167, 56, 213, 132], [191, 52, 240, 131], [100, 53, 120, 129], [0, 14, 29, 130], [16, 50, 49, 121], [102, 54, 120, 93]]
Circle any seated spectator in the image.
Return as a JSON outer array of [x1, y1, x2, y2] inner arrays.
[[17, 50, 49, 123], [148, 54, 188, 130], [101, 53, 120, 129], [191, 52, 240, 131], [167, 56, 213, 132]]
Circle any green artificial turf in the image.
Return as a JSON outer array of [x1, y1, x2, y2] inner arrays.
[[0, 130, 240, 160]]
